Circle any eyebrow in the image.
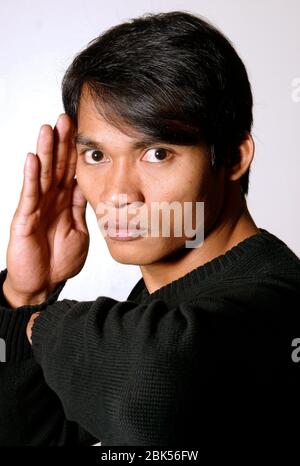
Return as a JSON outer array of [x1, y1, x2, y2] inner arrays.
[[75, 134, 166, 151]]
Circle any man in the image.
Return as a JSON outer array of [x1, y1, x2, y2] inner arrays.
[[0, 10, 299, 446]]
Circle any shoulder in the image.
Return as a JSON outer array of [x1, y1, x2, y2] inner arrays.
[[245, 228, 300, 275]]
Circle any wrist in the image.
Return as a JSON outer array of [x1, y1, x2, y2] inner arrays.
[[2, 277, 57, 309]]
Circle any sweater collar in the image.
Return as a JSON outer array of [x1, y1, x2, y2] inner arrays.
[[127, 228, 277, 306]]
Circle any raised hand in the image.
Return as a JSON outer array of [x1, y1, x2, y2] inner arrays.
[[3, 114, 90, 308]]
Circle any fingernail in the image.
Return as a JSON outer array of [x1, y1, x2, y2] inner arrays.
[[25, 153, 33, 169], [40, 125, 50, 136]]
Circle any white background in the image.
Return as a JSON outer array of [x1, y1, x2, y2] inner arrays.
[[0, 0, 299, 302]]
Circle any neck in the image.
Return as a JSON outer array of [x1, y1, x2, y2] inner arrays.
[[140, 183, 260, 294]]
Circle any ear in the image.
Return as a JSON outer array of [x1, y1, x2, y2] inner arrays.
[[226, 133, 255, 182]]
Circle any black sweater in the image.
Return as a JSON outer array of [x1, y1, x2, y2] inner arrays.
[[0, 227, 300, 446]]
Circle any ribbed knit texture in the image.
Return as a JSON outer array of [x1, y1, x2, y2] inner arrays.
[[0, 269, 66, 362], [0, 227, 300, 446]]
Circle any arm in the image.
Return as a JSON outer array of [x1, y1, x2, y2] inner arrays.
[[0, 114, 98, 445], [29, 274, 300, 447], [0, 269, 98, 446], [31, 295, 200, 446], [27, 285, 287, 446]]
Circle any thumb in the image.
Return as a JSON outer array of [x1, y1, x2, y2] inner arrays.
[[71, 179, 88, 233]]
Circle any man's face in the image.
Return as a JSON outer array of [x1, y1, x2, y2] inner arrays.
[[75, 87, 226, 265]]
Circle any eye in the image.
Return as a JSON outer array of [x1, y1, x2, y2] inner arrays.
[[142, 147, 171, 163], [82, 149, 108, 165]]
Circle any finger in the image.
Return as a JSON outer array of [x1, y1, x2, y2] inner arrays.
[[59, 127, 77, 189], [52, 114, 73, 186], [15, 153, 40, 217], [71, 180, 88, 233], [26, 312, 41, 345], [36, 124, 54, 194]]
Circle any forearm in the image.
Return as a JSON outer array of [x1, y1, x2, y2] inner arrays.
[[29, 278, 299, 446], [30, 296, 200, 445]]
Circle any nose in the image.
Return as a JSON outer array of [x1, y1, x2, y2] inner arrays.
[[100, 158, 145, 209]]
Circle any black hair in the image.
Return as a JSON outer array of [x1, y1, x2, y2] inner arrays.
[[62, 10, 253, 195]]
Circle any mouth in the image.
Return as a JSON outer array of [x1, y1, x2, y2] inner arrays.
[[102, 222, 148, 241]]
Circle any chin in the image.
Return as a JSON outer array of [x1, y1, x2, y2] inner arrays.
[[105, 237, 186, 265], [106, 240, 157, 265]]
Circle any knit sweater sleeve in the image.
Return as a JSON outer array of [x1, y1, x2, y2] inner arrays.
[[30, 276, 299, 446], [0, 269, 99, 446]]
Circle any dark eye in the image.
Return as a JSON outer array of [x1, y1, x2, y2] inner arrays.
[[84, 149, 106, 164], [142, 148, 170, 163]]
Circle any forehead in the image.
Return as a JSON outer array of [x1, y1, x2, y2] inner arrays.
[[77, 84, 102, 120], [77, 84, 141, 139]]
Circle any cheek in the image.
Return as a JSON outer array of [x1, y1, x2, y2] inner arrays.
[[143, 176, 193, 203], [158, 177, 203, 203]]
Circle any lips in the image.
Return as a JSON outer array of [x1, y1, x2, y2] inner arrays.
[[102, 221, 144, 231], [101, 221, 147, 239], [108, 229, 139, 238]]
